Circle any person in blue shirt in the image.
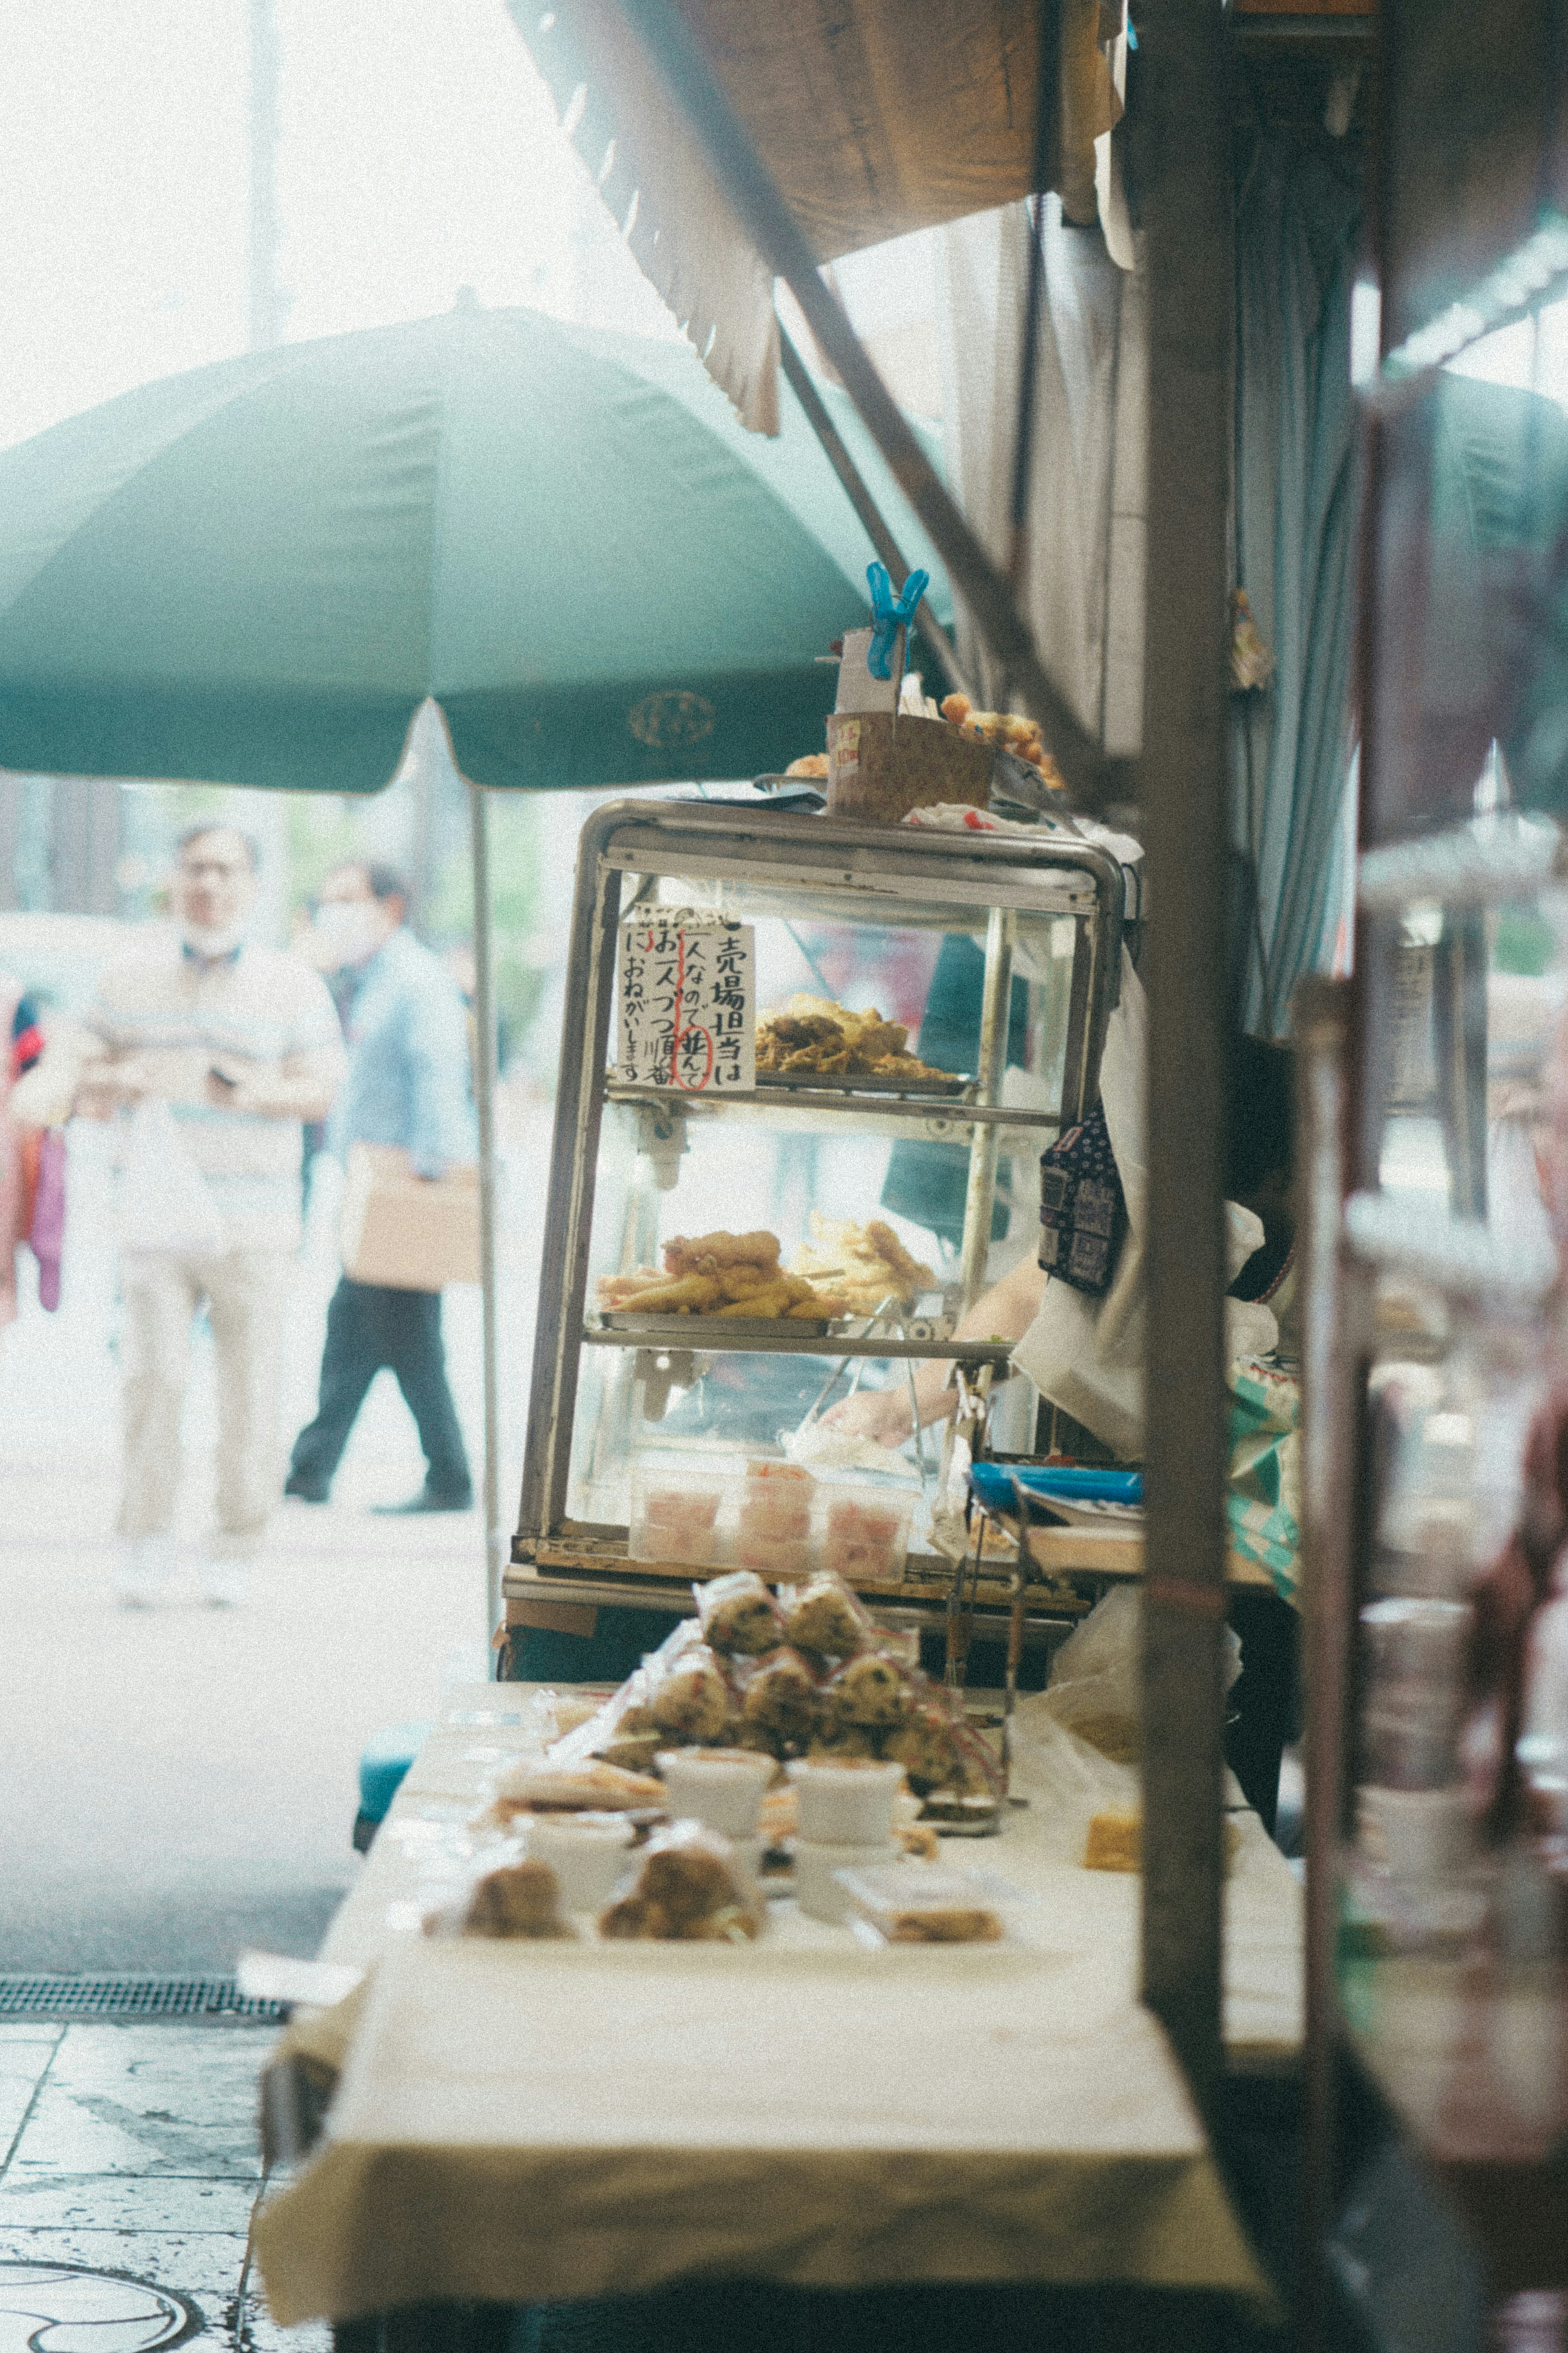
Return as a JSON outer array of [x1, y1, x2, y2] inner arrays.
[[285, 862, 475, 1513]]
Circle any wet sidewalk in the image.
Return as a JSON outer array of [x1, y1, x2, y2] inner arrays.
[[0, 2019, 323, 2353]]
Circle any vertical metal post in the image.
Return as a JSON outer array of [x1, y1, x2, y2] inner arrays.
[[248, 0, 285, 354], [1295, 976, 1355, 2350], [1133, 0, 1234, 2116], [957, 908, 1016, 1317], [468, 781, 504, 1658]]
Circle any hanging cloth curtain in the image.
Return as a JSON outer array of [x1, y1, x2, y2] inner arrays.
[[1232, 135, 1363, 1039]]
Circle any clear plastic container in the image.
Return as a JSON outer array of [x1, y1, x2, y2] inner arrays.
[[656, 1748, 775, 1837], [813, 1478, 915, 1585], [629, 1462, 729, 1567], [794, 1836, 899, 1923], [835, 1860, 1017, 1945], [786, 1758, 906, 1842]]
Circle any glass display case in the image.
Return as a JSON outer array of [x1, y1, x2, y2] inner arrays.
[[509, 796, 1125, 1637]]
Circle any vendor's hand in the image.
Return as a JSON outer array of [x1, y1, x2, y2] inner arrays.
[[822, 1389, 912, 1448]]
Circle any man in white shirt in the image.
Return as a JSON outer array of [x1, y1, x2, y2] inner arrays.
[[18, 825, 345, 1604]]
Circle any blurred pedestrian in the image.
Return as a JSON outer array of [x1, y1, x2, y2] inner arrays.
[[285, 862, 475, 1514], [15, 825, 345, 1604]]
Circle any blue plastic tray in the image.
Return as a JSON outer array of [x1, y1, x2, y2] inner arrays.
[[967, 1462, 1143, 1515]]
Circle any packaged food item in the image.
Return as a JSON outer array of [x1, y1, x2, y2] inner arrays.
[[836, 1861, 1008, 1944], [880, 1700, 960, 1795], [490, 1760, 666, 1815], [1083, 1809, 1142, 1873], [807, 1723, 881, 1761], [629, 1465, 727, 1568], [648, 1645, 734, 1742], [786, 1758, 906, 1844], [459, 1858, 577, 1940], [1082, 1811, 1241, 1876], [824, 1649, 911, 1729], [794, 1837, 899, 1924], [782, 1572, 873, 1659], [598, 1822, 762, 1942], [696, 1568, 786, 1657], [819, 1489, 913, 1584], [736, 1645, 823, 1745], [656, 1747, 775, 1838], [519, 1814, 635, 1911]]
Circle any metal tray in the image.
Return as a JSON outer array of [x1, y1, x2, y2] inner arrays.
[[598, 1312, 837, 1338], [755, 1068, 971, 1097]]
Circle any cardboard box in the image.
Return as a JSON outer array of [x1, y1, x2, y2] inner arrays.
[[340, 1143, 480, 1291]]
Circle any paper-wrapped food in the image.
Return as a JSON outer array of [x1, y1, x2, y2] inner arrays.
[[696, 1568, 786, 1657], [782, 1571, 873, 1660], [599, 1822, 762, 1942]]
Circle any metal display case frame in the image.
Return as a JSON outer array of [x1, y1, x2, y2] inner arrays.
[[507, 795, 1125, 1641]]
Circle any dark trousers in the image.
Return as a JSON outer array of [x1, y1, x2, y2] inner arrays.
[[290, 1276, 470, 1498]]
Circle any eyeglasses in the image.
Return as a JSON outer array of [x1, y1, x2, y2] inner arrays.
[[180, 858, 250, 881]]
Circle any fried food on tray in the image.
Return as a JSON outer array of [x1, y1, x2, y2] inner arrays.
[[664, 1230, 780, 1275], [794, 1213, 935, 1314], [785, 753, 829, 778], [755, 995, 949, 1086], [938, 694, 1065, 790], [596, 1231, 846, 1323]]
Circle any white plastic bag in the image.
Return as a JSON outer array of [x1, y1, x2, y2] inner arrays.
[[117, 1099, 226, 1258], [1039, 1585, 1242, 1764], [1011, 950, 1277, 1457]]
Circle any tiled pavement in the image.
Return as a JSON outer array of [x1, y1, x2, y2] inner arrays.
[[0, 2020, 328, 2353]]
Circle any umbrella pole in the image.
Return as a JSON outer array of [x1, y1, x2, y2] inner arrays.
[[468, 778, 504, 1667]]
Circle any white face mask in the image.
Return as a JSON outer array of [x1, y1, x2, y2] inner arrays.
[[180, 919, 247, 959], [314, 899, 386, 968]]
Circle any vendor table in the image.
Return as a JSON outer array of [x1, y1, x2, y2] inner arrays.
[[255, 1686, 1302, 2331]]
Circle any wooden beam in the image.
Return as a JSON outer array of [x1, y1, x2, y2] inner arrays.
[[1133, 0, 1236, 2117]]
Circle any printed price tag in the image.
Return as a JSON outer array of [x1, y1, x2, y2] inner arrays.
[[617, 912, 755, 1092]]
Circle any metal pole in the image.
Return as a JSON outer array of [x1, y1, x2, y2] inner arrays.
[[247, 0, 285, 354], [1295, 976, 1355, 2351], [776, 330, 972, 704], [1133, 0, 1234, 2119], [468, 780, 504, 1659], [617, 0, 1126, 812]]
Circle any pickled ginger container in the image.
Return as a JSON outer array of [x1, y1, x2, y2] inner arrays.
[[629, 1462, 730, 1569], [811, 1476, 915, 1586]]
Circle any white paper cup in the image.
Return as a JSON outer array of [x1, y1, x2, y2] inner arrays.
[[1358, 1784, 1475, 1880], [786, 1760, 906, 1844], [795, 1838, 898, 1923], [656, 1749, 776, 1838], [520, 1815, 635, 1911]]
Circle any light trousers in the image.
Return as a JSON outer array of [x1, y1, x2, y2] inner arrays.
[[117, 1247, 291, 1543]]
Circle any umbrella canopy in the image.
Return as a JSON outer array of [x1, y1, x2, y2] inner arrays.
[[0, 302, 949, 795]]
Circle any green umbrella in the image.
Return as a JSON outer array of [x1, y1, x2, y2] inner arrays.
[[0, 300, 950, 793]]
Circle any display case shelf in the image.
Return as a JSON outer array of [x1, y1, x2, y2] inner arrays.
[[579, 1327, 1018, 1362]]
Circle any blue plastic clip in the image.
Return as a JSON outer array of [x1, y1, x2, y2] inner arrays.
[[865, 561, 929, 680]]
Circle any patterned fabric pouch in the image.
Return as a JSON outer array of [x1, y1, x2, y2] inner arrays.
[[1038, 1101, 1126, 1296], [1226, 1359, 1302, 1604]]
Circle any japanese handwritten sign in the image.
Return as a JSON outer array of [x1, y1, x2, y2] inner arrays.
[[617, 912, 755, 1092]]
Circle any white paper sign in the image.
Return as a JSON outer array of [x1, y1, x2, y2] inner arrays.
[[617, 912, 755, 1092]]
